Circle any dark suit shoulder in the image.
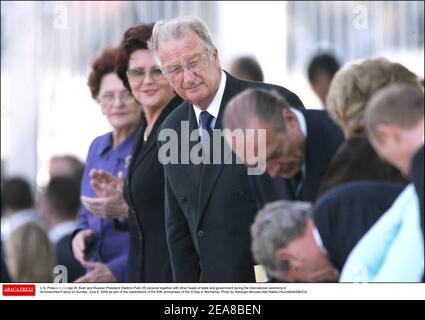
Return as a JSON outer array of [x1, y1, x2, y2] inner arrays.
[[411, 145, 424, 234], [313, 180, 404, 270], [412, 145, 424, 177], [223, 71, 304, 109], [305, 110, 343, 141], [160, 100, 190, 130], [55, 234, 85, 282], [233, 77, 305, 109], [258, 82, 304, 109]]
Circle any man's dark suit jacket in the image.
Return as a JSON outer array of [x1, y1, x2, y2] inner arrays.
[[159, 71, 304, 282], [313, 181, 404, 271], [250, 109, 344, 209], [55, 234, 85, 282], [411, 145, 424, 236]]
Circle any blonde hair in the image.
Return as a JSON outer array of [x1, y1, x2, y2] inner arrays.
[[5, 223, 56, 282], [326, 57, 421, 139]]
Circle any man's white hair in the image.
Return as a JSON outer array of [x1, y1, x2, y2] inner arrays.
[[148, 16, 216, 68]]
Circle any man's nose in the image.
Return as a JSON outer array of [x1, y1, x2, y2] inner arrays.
[[182, 66, 196, 83]]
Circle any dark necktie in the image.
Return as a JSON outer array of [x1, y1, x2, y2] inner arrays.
[[291, 170, 304, 199], [199, 111, 214, 141], [192, 111, 215, 183], [199, 111, 215, 160]]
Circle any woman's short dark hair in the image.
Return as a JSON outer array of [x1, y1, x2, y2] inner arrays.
[[87, 47, 118, 99], [116, 23, 155, 91], [2, 177, 34, 211]]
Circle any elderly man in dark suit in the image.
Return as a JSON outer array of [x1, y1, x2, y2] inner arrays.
[[313, 181, 404, 272], [149, 16, 304, 282], [223, 88, 344, 208], [251, 181, 404, 282]]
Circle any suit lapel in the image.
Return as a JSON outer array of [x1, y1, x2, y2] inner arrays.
[[301, 111, 329, 200], [196, 73, 241, 219], [131, 96, 183, 173], [127, 121, 146, 182]]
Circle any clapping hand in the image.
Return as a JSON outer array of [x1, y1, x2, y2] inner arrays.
[[80, 169, 129, 219], [74, 261, 117, 283]]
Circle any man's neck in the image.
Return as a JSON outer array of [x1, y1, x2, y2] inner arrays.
[[194, 69, 222, 110], [403, 124, 424, 175]]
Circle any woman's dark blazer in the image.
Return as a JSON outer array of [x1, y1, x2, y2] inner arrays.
[[123, 96, 183, 282]]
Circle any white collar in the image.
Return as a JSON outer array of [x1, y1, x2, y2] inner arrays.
[[313, 226, 327, 254], [1, 208, 39, 241], [290, 107, 307, 138], [193, 70, 227, 128], [290, 107, 307, 176], [48, 221, 77, 245]]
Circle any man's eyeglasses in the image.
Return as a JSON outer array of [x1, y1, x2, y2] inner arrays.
[[126, 67, 164, 82], [99, 90, 135, 104], [163, 48, 210, 81]]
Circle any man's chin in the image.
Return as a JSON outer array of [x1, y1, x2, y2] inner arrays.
[[278, 165, 302, 179], [185, 87, 203, 98], [279, 170, 299, 179], [310, 269, 339, 282], [186, 90, 210, 105]]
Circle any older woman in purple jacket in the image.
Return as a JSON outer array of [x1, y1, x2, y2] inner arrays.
[[71, 47, 143, 282]]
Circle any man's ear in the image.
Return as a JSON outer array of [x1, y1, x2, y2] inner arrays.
[[375, 124, 401, 144], [275, 246, 299, 268], [281, 108, 300, 131], [213, 48, 219, 64]]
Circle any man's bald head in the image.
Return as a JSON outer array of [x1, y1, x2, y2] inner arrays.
[[223, 88, 307, 179], [223, 88, 291, 133]]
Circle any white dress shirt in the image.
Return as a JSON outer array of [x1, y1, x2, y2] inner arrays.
[[48, 220, 77, 245], [192, 70, 227, 129]]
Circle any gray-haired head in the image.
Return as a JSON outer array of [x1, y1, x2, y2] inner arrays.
[[148, 16, 216, 68], [223, 88, 291, 133], [251, 200, 312, 274]]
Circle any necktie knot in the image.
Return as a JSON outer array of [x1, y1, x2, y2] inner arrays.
[[199, 111, 214, 132], [198, 111, 215, 160]]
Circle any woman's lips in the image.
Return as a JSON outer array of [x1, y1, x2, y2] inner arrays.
[[142, 89, 158, 96], [111, 112, 126, 117]]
